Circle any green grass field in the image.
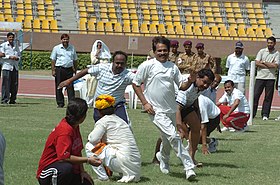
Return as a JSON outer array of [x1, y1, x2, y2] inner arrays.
[[1, 97, 280, 185]]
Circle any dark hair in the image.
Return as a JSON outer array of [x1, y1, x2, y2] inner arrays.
[[267, 36, 276, 43], [152, 36, 170, 52], [7, 32, 15, 37], [197, 68, 215, 82], [224, 80, 234, 87], [61, 33, 69, 40], [65, 98, 88, 125], [98, 106, 115, 116], [112, 50, 128, 62]]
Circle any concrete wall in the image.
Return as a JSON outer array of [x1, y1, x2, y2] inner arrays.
[[23, 32, 276, 58]]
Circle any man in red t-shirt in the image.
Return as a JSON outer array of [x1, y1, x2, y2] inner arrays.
[[37, 98, 101, 185]]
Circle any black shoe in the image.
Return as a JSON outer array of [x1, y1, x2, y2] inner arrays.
[[57, 104, 64, 108], [1, 102, 8, 104], [9, 101, 16, 104]]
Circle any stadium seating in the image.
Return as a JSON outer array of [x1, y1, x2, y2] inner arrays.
[[0, 0, 272, 40]]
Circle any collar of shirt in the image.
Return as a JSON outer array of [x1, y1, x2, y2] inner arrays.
[[233, 53, 245, 59], [59, 43, 71, 50], [265, 47, 276, 53], [109, 63, 127, 77]]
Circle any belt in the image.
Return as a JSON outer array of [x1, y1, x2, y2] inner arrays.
[[55, 66, 72, 69]]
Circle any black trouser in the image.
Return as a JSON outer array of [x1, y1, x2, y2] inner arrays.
[[253, 79, 275, 118], [38, 162, 92, 185], [1, 69, 18, 103], [55, 67, 75, 106], [206, 115, 220, 136]]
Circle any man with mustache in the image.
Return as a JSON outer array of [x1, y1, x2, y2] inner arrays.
[[193, 42, 216, 73], [225, 41, 250, 94], [177, 40, 195, 75], [253, 36, 280, 120], [168, 40, 181, 63], [133, 36, 196, 180], [58, 51, 134, 124], [217, 80, 250, 132]]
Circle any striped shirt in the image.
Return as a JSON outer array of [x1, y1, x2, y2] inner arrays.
[[88, 63, 135, 105]]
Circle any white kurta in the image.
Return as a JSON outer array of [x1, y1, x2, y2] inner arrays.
[[86, 114, 141, 182]]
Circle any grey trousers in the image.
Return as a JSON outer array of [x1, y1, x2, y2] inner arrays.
[[1, 69, 18, 103]]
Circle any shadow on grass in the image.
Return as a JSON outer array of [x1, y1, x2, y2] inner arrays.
[[216, 138, 243, 141], [198, 172, 229, 179], [216, 149, 234, 153], [110, 175, 150, 182], [169, 172, 199, 182], [202, 162, 239, 168]]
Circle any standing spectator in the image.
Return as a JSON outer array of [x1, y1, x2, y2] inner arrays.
[[177, 40, 195, 74], [275, 72, 280, 121], [0, 52, 5, 77], [253, 36, 280, 120], [58, 51, 134, 124], [85, 95, 141, 182], [217, 80, 250, 132], [0, 131, 6, 185], [132, 36, 196, 180], [90, 40, 111, 64], [0, 32, 20, 104], [168, 40, 181, 63], [51, 34, 77, 108], [226, 41, 250, 94], [37, 98, 102, 185], [193, 43, 216, 73]]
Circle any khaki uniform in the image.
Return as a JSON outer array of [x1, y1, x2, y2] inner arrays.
[[193, 53, 216, 73], [177, 52, 195, 74], [168, 51, 181, 63]]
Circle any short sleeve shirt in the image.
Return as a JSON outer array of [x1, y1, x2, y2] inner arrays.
[[226, 53, 250, 83], [176, 82, 204, 107], [50, 44, 77, 68], [198, 95, 220, 124], [255, 48, 280, 79], [218, 88, 250, 113], [176, 52, 195, 74]]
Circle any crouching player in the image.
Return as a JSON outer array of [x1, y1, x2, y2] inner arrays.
[[85, 94, 141, 183]]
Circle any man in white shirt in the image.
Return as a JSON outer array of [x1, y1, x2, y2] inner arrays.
[[217, 80, 250, 132], [226, 41, 250, 94], [253, 36, 280, 120], [0, 32, 20, 104], [132, 36, 196, 180]]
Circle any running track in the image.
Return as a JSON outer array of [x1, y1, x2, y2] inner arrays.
[[2, 74, 280, 110]]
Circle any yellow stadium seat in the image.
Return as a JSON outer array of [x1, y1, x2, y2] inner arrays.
[[256, 28, 264, 38], [33, 19, 41, 31], [253, 3, 262, 9], [185, 25, 193, 35], [114, 22, 123, 35], [16, 16, 24, 23], [88, 21, 95, 33], [167, 24, 175, 35], [131, 23, 139, 34], [211, 26, 220, 37], [6, 17, 14, 22], [123, 22, 131, 33], [194, 27, 202, 36], [202, 26, 211, 36], [140, 23, 149, 34], [264, 27, 273, 37], [42, 20, 50, 32], [50, 20, 58, 33], [24, 19, 32, 30], [149, 23, 158, 35], [158, 24, 166, 34], [96, 22, 104, 32], [238, 27, 246, 37], [105, 22, 113, 34]]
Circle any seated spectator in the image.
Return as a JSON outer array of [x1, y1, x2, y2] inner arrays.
[[85, 94, 141, 183], [37, 98, 102, 185], [217, 80, 250, 132]]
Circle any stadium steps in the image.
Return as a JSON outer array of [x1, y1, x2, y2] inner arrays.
[[56, 0, 77, 32], [264, 2, 280, 38]]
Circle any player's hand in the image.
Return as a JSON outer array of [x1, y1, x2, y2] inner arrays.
[[143, 102, 155, 115], [57, 80, 71, 89], [223, 114, 229, 122], [87, 156, 102, 166], [202, 144, 210, 155], [52, 70, 56, 77]]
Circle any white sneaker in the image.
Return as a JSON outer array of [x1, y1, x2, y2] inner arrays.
[[208, 138, 218, 153], [156, 152, 170, 174], [275, 116, 280, 121], [229, 127, 237, 132], [186, 169, 196, 180], [263, 116, 268, 121], [221, 127, 230, 132]]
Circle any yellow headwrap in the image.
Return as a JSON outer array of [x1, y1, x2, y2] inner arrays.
[[95, 94, 115, 110]]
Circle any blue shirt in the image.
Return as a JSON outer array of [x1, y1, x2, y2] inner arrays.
[[50, 44, 77, 68], [88, 63, 135, 105]]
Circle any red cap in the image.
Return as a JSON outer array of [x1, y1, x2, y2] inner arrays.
[[183, 40, 192, 46], [195, 43, 204, 48], [170, 40, 179, 47]]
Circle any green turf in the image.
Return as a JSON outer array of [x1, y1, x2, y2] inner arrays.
[[0, 97, 280, 185]]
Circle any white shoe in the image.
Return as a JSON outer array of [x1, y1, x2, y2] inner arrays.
[[275, 116, 280, 121], [262, 116, 268, 121], [186, 169, 196, 180], [229, 127, 237, 132], [221, 127, 230, 132], [208, 138, 218, 153], [156, 152, 170, 174]]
